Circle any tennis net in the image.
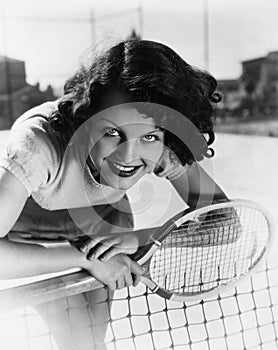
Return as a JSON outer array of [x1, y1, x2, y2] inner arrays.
[[1, 256, 277, 350]]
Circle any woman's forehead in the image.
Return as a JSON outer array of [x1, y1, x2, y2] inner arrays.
[[93, 105, 157, 128]]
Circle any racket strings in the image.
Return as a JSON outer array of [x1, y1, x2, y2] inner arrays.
[[172, 210, 243, 246], [172, 217, 242, 246], [149, 206, 269, 295]]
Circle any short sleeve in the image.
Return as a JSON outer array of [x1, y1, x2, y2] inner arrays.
[[154, 148, 189, 181], [0, 121, 60, 196]]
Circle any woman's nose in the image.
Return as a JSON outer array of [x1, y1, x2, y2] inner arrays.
[[114, 139, 139, 164]]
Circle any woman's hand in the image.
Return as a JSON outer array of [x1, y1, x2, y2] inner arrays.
[[83, 253, 143, 290], [78, 232, 140, 262]]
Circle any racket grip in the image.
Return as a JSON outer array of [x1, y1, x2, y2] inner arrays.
[[141, 277, 173, 300]]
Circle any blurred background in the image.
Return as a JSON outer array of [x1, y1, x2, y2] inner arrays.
[[0, 0, 278, 135]]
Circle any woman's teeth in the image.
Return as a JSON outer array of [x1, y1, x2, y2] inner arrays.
[[107, 160, 141, 177], [112, 162, 137, 172]]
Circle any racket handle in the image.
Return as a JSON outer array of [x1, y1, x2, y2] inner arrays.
[[141, 276, 172, 300]]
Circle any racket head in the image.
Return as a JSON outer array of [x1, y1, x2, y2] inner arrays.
[[139, 199, 274, 302]]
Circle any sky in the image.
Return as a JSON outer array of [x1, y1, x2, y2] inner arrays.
[[0, 0, 278, 91]]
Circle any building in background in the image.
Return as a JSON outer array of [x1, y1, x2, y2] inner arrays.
[[217, 51, 278, 118], [240, 51, 278, 116], [217, 79, 244, 117], [0, 56, 56, 130]]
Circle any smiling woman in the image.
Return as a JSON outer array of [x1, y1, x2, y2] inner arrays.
[[89, 105, 164, 189], [0, 39, 225, 349]]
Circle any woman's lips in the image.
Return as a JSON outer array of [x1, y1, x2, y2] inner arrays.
[[106, 159, 142, 178]]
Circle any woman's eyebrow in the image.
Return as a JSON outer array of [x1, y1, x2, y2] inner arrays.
[[98, 119, 162, 132], [145, 128, 164, 134], [96, 119, 119, 128], [96, 119, 163, 137]]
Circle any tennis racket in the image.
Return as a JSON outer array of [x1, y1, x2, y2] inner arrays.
[[0, 199, 273, 311], [128, 199, 274, 302]]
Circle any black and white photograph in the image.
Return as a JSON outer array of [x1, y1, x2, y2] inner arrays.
[[0, 1, 277, 349]]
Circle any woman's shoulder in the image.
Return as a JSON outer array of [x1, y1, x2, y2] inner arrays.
[[7, 101, 63, 165], [11, 100, 59, 131], [0, 101, 64, 196]]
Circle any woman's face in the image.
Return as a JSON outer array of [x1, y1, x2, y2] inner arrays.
[[89, 105, 164, 190]]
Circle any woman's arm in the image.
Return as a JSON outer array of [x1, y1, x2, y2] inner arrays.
[[0, 168, 142, 288], [0, 238, 87, 279], [170, 162, 228, 208], [0, 167, 87, 279], [169, 163, 242, 245]]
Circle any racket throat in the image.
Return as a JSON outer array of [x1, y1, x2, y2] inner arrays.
[[150, 238, 162, 247]]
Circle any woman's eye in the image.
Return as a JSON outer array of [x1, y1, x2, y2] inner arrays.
[[105, 128, 120, 137], [142, 135, 158, 143]]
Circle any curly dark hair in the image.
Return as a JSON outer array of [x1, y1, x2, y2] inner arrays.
[[48, 39, 221, 166]]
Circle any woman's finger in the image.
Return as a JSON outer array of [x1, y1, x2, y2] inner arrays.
[[86, 242, 103, 260], [79, 236, 102, 253], [116, 277, 126, 290], [132, 272, 142, 287], [124, 272, 133, 288], [87, 239, 118, 260], [107, 282, 117, 291], [130, 260, 144, 287], [98, 246, 121, 262]]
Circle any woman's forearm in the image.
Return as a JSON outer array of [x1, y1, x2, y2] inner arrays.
[[170, 163, 228, 208], [0, 237, 87, 280]]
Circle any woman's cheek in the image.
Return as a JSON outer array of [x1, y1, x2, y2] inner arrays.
[[145, 145, 164, 171], [93, 139, 116, 159], [154, 143, 165, 161]]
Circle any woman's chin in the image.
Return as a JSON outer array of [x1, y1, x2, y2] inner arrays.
[[102, 172, 143, 190]]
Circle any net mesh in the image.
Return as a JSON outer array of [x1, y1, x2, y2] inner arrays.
[[1, 259, 277, 350]]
